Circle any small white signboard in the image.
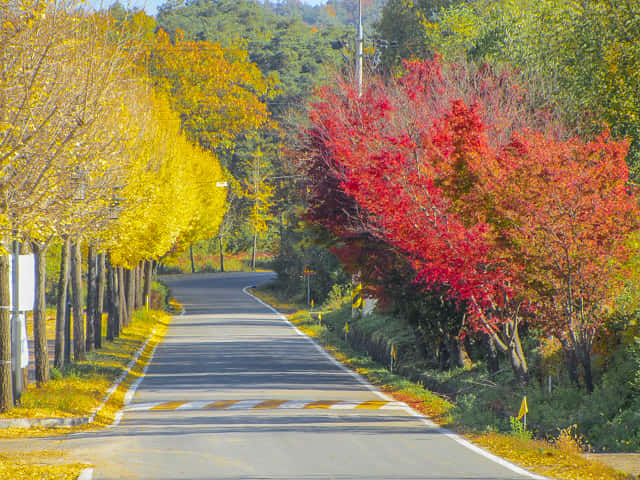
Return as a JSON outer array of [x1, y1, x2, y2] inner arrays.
[[9, 254, 35, 311]]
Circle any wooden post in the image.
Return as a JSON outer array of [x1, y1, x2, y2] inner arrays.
[[95, 252, 105, 349], [71, 239, 85, 361], [54, 236, 71, 369], [32, 242, 49, 384], [86, 245, 97, 353]]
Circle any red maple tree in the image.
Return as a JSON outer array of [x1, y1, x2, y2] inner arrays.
[[300, 57, 639, 388]]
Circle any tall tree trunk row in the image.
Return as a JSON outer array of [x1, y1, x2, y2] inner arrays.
[[106, 255, 120, 341], [144, 260, 153, 308], [125, 268, 134, 326], [86, 245, 97, 353], [95, 252, 105, 350], [71, 240, 85, 362], [54, 236, 71, 369], [118, 267, 126, 329], [32, 242, 49, 384]]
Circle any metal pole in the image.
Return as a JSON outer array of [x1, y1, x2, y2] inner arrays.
[[357, 0, 363, 96], [11, 239, 21, 403], [64, 283, 71, 365]]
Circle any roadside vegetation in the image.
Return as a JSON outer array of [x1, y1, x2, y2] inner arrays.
[[3, 0, 640, 476], [254, 285, 634, 480], [159, 246, 275, 274]]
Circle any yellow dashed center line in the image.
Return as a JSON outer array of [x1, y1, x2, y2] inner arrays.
[[304, 400, 341, 409], [253, 400, 288, 409], [204, 400, 240, 410], [151, 401, 188, 411]]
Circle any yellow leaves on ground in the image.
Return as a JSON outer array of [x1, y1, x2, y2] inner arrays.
[[0, 451, 87, 480], [0, 310, 170, 432], [469, 432, 626, 480]]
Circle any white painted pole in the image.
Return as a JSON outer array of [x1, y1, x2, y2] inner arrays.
[[11, 240, 21, 403]]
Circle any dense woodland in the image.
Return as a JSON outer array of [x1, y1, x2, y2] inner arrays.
[[1, 0, 639, 453]]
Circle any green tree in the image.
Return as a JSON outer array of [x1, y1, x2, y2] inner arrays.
[[425, 0, 640, 176]]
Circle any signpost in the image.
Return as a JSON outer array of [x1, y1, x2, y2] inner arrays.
[[9, 252, 35, 403], [302, 266, 315, 307], [390, 344, 396, 373]]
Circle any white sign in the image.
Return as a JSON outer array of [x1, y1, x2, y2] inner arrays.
[[9, 254, 35, 311], [216, 181, 228, 188]]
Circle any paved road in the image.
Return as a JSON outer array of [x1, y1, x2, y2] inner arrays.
[[69, 272, 542, 479]]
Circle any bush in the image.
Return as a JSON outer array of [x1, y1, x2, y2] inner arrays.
[[151, 281, 170, 311]]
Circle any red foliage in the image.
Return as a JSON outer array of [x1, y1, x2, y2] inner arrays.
[[300, 56, 639, 385], [493, 131, 638, 363]]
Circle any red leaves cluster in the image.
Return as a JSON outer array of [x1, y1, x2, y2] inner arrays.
[[300, 57, 639, 360]]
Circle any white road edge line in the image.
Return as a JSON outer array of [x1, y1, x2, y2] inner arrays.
[[77, 467, 93, 480], [112, 302, 184, 426], [242, 285, 547, 480]]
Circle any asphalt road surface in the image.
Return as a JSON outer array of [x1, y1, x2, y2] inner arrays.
[[70, 272, 545, 480]]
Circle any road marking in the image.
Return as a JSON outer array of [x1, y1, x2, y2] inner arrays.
[[225, 399, 263, 410], [277, 400, 309, 409], [303, 400, 340, 409], [355, 400, 389, 409], [125, 399, 409, 412], [242, 286, 548, 480], [253, 399, 288, 409], [175, 400, 211, 410], [151, 401, 188, 411], [204, 400, 239, 410]]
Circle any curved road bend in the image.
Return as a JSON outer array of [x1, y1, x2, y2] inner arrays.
[[68, 272, 544, 480]]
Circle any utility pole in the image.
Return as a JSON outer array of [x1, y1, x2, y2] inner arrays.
[[357, 0, 363, 96], [11, 239, 21, 404]]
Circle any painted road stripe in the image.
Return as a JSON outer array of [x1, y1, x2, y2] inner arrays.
[[126, 402, 164, 411], [225, 400, 263, 410], [328, 401, 360, 410], [204, 400, 239, 410], [253, 399, 288, 409], [175, 401, 212, 410], [304, 400, 341, 409], [355, 400, 389, 409], [126, 399, 409, 412], [150, 401, 187, 411], [278, 400, 310, 409], [380, 401, 411, 410]]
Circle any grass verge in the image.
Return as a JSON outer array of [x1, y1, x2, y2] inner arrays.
[[251, 286, 631, 480]]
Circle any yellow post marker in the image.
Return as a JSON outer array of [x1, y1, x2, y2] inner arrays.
[[311, 299, 314, 309], [351, 283, 363, 310], [517, 395, 529, 430], [318, 312, 322, 323], [390, 344, 396, 373], [344, 322, 349, 343]]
